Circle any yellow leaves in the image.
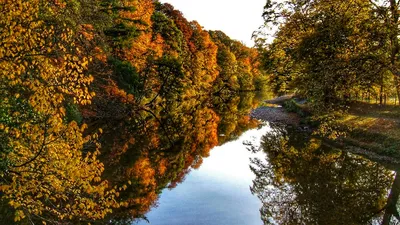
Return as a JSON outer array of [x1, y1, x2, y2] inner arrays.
[[14, 129, 21, 138], [0, 1, 123, 223], [79, 203, 85, 209], [81, 58, 89, 67], [80, 123, 88, 131], [14, 210, 25, 222], [3, 126, 10, 133], [119, 184, 128, 191], [0, 184, 8, 193], [120, 201, 129, 208]]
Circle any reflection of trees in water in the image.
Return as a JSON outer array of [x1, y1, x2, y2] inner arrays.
[[250, 123, 398, 225], [89, 93, 261, 223], [213, 92, 260, 144], [382, 172, 400, 225]]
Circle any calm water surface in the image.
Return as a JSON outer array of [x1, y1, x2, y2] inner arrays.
[[134, 121, 400, 225], [87, 93, 400, 224], [4, 90, 399, 224], [136, 126, 270, 225]]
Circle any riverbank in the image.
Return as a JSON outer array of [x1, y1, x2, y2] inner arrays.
[[251, 96, 400, 163], [250, 95, 301, 126], [250, 106, 300, 125], [337, 102, 400, 161]]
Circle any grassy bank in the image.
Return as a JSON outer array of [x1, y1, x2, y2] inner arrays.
[[269, 97, 400, 160], [337, 102, 400, 158]]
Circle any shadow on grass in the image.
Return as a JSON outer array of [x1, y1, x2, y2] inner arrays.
[[343, 127, 400, 159], [349, 102, 400, 121]]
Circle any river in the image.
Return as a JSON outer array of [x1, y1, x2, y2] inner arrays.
[[91, 93, 400, 224], [136, 126, 270, 225]]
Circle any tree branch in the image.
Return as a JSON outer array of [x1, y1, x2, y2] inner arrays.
[[13, 120, 48, 168]]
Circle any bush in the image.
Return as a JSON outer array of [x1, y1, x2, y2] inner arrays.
[[109, 57, 143, 95], [283, 99, 306, 117]]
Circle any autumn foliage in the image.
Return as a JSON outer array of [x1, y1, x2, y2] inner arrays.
[[0, 0, 125, 223], [0, 0, 266, 223]]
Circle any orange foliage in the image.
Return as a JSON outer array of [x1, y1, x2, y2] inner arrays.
[[79, 24, 95, 41], [190, 108, 220, 157], [157, 158, 168, 176], [125, 157, 158, 216], [120, 0, 164, 71], [127, 157, 156, 187], [104, 80, 135, 103], [162, 4, 193, 50]]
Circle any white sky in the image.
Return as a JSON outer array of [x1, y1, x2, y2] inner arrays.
[[159, 0, 266, 47]]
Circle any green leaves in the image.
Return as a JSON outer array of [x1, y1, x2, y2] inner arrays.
[[259, 0, 393, 111], [109, 57, 142, 95]]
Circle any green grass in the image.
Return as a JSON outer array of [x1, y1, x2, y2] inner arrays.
[[337, 101, 400, 158]]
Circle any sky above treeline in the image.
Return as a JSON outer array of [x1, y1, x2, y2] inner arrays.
[[159, 0, 266, 46]]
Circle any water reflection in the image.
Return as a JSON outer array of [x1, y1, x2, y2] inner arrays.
[[7, 88, 399, 224], [249, 123, 400, 225], [135, 126, 270, 225], [382, 173, 400, 225], [89, 92, 263, 224]]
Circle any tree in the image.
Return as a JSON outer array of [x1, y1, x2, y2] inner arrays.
[[0, 0, 121, 222], [258, 0, 393, 110]]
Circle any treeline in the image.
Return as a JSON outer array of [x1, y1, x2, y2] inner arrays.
[[256, 0, 400, 113], [0, 0, 265, 223], [82, 0, 266, 120]]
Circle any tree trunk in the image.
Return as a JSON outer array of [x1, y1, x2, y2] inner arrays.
[[390, 0, 399, 104], [382, 172, 400, 225], [395, 76, 400, 106], [384, 93, 387, 105]]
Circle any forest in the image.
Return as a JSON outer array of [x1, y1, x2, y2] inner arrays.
[[2, 0, 400, 224], [0, 0, 266, 223]]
